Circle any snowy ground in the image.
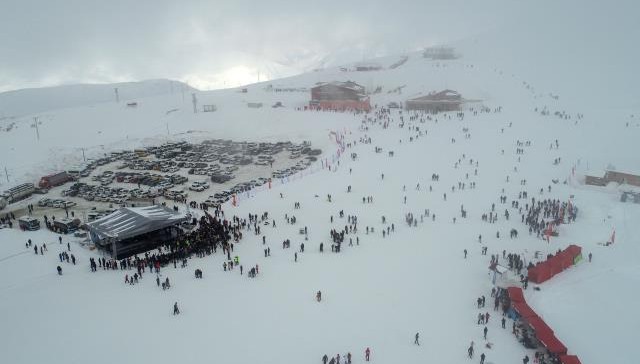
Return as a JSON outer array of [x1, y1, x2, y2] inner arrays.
[[1, 95, 639, 363], [2, 6, 640, 361]]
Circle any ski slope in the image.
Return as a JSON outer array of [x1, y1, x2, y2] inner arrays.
[[1, 2, 640, 363]]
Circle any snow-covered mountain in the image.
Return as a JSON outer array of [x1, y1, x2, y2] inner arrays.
[[0, 79, 197, 118]]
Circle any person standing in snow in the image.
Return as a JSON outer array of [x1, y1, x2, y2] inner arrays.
[[414, 332, 420, 345], [173, 302, 180, 315], [57, 266, 62, 275], [365, 347, 371, 361], [480, 353, 486, 364], [483, 326, 488, 339], [322, 354, 328, 364], [316, 291, 322, 302]]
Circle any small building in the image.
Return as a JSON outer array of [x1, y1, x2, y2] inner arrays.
[[423, 46, 458, 60], [355, 62, 382, 71], [405, 90, 467, 112], [309, 81, 371, 111], [86, 205, 189, 259], [585, 169, 640, 187], [203, 104, 217, 112]]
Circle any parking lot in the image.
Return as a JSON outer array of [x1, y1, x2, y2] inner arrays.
[[4, 139, 322, 224]]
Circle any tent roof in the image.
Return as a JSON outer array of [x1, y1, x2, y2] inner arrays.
[[559, 355, 582, 364], [565, 244, 582, 257], [528, 316, 554, 336], [512, 301, 537, 318], [86, 205, 188, 242], [537, 331, 568, 355], [507, 287, 525, 303]]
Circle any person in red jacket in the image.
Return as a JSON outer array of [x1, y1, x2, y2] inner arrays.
[[365, 347, 371, 361]]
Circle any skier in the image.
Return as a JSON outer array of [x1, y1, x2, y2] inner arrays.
[[414, 332, 420, 345], [173, 302, 180, 315], [323, 354, 328, 364], [316, 291, 322, 302], [480, 353, 486, 364], [365, 347, 371, 361], [464, 249, 468, 258], [483, 326, 488, 339], [57, 266, 62, 275]]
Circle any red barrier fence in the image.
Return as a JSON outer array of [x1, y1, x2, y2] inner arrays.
[[528, 245, 582, 284], [506, 287, 581, 363]]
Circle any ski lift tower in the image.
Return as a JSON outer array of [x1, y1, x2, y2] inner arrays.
[[192, 93, 198, 114]]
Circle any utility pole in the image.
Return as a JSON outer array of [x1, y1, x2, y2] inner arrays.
[[33, 117, 40, 141], [4, 167, 9, 183], [192, 93, 197, 113], [114, 88, 119, 103]]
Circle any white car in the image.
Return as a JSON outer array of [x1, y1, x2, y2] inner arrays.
[[189, 184, 205, 192], [52, 200, 66, 208]]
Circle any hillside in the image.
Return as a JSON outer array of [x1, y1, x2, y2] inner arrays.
[[0, 79, 197, 118]]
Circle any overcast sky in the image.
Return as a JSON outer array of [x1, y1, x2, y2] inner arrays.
[[0, 0, 528, 92]]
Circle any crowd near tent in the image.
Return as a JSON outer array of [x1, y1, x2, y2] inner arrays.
[[528, 245, 582, 284], [86, 205, 189, 259]]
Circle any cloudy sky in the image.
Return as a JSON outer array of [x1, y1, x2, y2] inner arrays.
[[0, 0, 528, 92]]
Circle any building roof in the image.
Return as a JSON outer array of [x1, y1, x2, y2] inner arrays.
[[313, 81, 365, 93], [86, 205, 188, 242], [409, 89, 462, 102]]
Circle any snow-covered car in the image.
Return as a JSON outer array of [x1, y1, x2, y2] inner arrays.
[[189, 184, 205, 192]]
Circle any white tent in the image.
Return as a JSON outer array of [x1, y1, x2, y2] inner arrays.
[[86, 205, 188, 243]]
